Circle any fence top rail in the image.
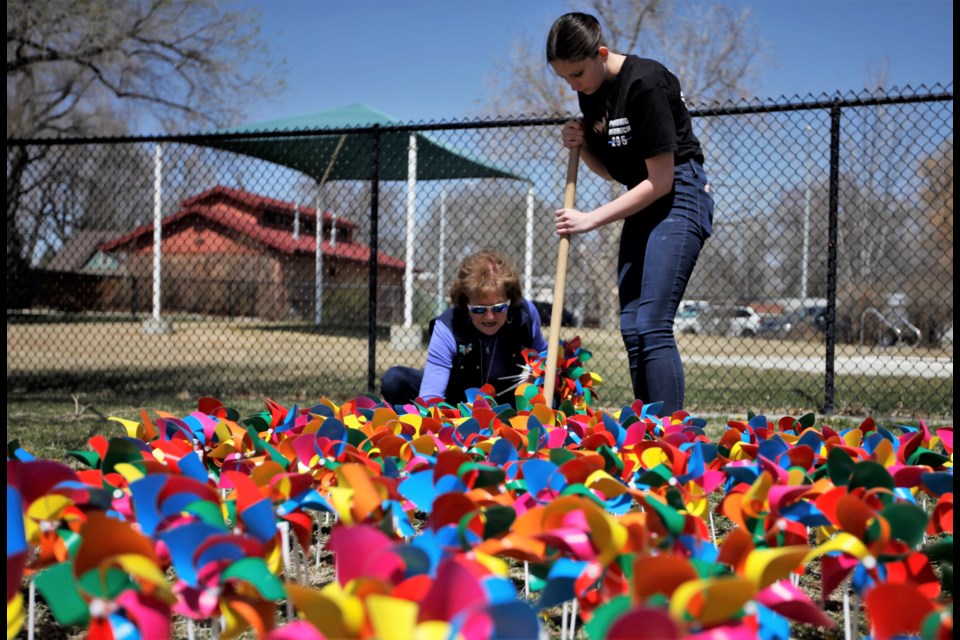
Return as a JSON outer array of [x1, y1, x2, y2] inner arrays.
[[6, 84, 953, 147], [689, 89, 953, 117]]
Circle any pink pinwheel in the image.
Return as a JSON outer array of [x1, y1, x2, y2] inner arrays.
[[168, 528, 286, 637], [8, 459, 108, 579], [31, 510, 175, 640]]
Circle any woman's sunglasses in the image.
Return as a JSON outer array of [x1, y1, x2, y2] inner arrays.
[[468, 301, 510, 315]]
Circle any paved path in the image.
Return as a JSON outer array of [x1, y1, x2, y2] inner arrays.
[[685, 354, 953, 379]]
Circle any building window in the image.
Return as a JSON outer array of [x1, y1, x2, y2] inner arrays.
[[261, 210, 290, 231]]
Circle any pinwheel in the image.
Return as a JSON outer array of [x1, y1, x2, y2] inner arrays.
[[479, 495, 633, 627], [306, 524, 540, 640], [164, 524, 286, 637], [7, 485, 27, 640], [70, 422, 211, 495], [587, 553, 838, 638], [864, 581, 952, 640], [127, 472, 223, 539], [7, 459, 122, 639], [8, 460, 90, 573], [31, 511, 175, 639], [202, 416, 262, 479], [7, 391, 954, 640], [517, 336, 603, 411], [926, 490, 953, 535]]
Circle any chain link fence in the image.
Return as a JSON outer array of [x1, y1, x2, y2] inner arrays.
[[7, 86, 953, 417]]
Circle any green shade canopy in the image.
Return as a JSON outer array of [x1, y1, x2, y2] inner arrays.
[[196, 103, 531, 358], [207, 103, 525, 183]]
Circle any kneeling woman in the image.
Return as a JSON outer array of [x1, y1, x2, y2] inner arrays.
[[381, 249, 548, 407]]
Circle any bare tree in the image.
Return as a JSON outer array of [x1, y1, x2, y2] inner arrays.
[[483, 0, 766, 117], [7, 0, 285, 137], [655, 2, 764, 105], [906, 140, 953, 346], [7, 0, 286, 305]]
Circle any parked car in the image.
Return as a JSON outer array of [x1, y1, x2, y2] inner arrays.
[[797, 304, 828, 331], [697, 304, 762, 337], [673, 300, 708, 335], [758, 314, 794, 338]]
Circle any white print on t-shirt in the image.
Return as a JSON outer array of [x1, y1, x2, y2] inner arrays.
[[608, 117, 631, 147]]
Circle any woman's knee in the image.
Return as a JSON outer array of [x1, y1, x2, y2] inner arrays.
[[381, 366, 402, 388], [380, 366, 420, 403]]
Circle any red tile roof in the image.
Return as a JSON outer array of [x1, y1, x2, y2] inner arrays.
[[100, 185, 404, 269], [180, 185, 357, 231]]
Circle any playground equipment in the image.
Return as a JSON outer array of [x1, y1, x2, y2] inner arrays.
[[860, 306, 922, 352]]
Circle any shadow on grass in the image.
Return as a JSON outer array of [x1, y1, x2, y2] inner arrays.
[[8, 311, 393, 340], [234, 322, 392, 340], [684, 365, 953, 418], [8, 366, 373, 405], [7, 366, 380, 460]]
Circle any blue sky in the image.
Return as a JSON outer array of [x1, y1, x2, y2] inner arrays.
[[240, 0, 952, 124]]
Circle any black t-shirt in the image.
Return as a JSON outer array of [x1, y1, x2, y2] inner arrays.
[[579, 54, 704, 188]]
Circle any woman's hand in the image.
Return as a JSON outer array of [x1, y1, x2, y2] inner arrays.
[[561, 119, 585, 149], [554, 207, 595, 235]]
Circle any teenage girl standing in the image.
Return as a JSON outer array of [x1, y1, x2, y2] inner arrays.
[[547, 12, 714, 415]]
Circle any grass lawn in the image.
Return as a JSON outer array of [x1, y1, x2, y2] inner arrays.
[[7, 317, 952, 455], [6, 319, 950, 640]]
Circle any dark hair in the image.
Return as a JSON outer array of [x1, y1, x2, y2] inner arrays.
[[449, 249, 523, 309], [546, 12, 606, 63], [547, 12, 611, 136]]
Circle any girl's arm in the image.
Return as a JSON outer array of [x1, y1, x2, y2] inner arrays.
[[589, 151, 675, 225], [554, 151, 675, 234]]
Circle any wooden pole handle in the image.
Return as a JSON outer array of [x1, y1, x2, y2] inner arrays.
[[543, 147, 580, 406]]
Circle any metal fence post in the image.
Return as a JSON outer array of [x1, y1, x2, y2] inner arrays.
[[821, 103, 843, 415], [368, 126, 381, 395]]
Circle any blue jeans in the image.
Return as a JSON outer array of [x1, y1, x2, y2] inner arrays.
[[618, 159, 713, 414], [380, 366, 422, 406]]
